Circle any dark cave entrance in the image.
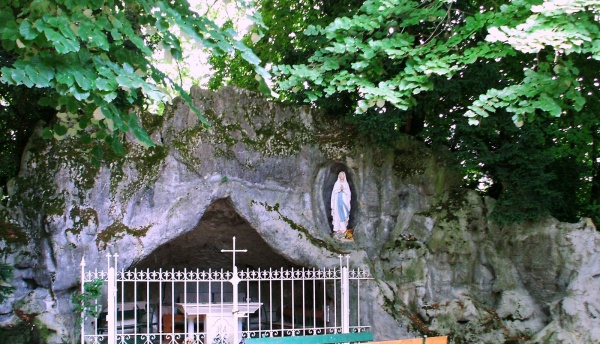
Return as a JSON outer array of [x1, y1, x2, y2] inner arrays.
[[133, 198, 300, 271], [118, 199, 330, 334]]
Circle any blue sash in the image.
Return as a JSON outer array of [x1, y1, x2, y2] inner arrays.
[[337, 192, 349, 222]]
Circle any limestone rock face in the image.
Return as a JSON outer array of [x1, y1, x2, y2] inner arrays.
[[1, 86, 600, 343]]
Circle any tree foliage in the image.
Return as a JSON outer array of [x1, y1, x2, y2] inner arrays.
[[2, 0, 600, 227], [274, 0, 598, 125], [211, 0, 600, 225], [0, 0, 269, 166], [208, 0, 362, 93]]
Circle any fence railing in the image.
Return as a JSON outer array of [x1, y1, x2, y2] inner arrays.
[[80, 239, 371, 344]]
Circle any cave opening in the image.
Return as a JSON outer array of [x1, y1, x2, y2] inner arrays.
[[114, 199, 333, 336], [133, 198, 300, 271]]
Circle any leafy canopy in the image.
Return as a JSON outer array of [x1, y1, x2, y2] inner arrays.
[[210, 0, 600, 225], [208, 0, 362, 93], [0, 0, 270, 158], [274, 0, 599, 126]]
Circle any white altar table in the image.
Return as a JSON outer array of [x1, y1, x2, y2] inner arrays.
[[176, 302, 262, 344]]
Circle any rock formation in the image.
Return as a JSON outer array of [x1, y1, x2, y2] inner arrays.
[[1, 86, 599, 343]]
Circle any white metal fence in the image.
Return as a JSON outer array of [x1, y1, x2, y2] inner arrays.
[[80, 239, 371, 344]]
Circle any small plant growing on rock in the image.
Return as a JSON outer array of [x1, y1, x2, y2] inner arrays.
[[0, 262, 14, 303], [71, 278, 104, 324]]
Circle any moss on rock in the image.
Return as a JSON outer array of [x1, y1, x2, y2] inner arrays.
[[96, 220, 150, 250], [0, 318, 56, 344], [0, 218, 29, 253], [66, 207, 99, 236], [253, 201, 348, 255]]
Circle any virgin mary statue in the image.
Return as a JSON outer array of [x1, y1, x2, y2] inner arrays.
[[331, 171, 351, 236]]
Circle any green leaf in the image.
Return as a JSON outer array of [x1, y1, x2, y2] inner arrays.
[[80, 134, 92, 145], [24, 64, 47, 87], [304, 25, 320, 36], [70, 85, 91, 101], [34, 61, 55, 85], [110, 28, 122, 42], [105, 135, 125, 156], [53, 124, 68, 136], [536, 94, 562, 117], [19, 19, 38, 40], [572, 94, 586, 111], [96, 78, 116, 92], [351, 61, 369, 70], [324, 59, 340, 70], [239, 50, 260, 66], [9, 68, 34, 87], [109, 107, 128, 132], [41, 127, 54, 140], [170, 47, 183, 60], [65, 97, 80, 113], [44, 27, 79, 54], [73, 69, 93, 91], [79, 115, 91, 129], [89, 28, 110, 51], [55, 68, 75, 86], [256, 76, 271, 97], [94, 130, 107, 141], [127, 114, 154, 148], [47, 16, 77, 41], [115, 74, 134, 89], [91, 145, 103, 159]]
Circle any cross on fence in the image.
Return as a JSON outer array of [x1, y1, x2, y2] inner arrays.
[[221, 236, 247, 344], [221, 236, 247, 273]]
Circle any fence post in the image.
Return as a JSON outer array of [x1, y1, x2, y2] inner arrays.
[[107, 254, 117, 344], [80, 257, 85, 344], [341, 260, 349, 333]]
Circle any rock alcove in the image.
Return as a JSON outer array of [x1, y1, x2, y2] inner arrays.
[[133, 198, 301, 271]]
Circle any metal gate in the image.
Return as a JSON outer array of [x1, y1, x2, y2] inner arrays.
[[79, 238, 371, 344]]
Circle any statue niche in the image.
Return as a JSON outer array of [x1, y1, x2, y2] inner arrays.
[[323, 164, 357, 240]]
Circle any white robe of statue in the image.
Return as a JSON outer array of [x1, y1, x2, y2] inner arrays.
[[331, 172, 351, 234]]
